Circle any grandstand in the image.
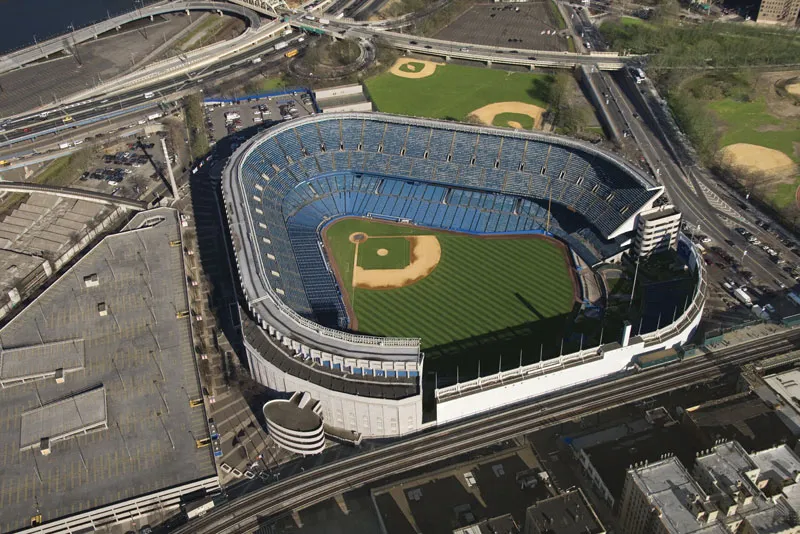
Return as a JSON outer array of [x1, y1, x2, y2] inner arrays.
[[223, 112, 669, 438]]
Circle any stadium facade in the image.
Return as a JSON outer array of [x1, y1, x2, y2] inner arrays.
[[222, 112, 705, 440]]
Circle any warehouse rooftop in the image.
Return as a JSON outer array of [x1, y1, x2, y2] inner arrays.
[[0, 208, 215, 533]]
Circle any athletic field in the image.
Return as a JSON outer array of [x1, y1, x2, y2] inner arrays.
[[322, 218, 577, 361], [364, 63, 553, 123]]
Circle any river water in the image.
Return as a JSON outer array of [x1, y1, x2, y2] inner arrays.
[[0, 0, 160, 54]]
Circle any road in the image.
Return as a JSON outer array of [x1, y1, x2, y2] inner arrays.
[[0, 1, 263, 75], [0, 33, 308, 150], [172, 328, 800, 534], [601, 71, 790, 290]]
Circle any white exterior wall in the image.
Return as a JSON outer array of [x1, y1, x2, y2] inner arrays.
[[322, 101, 374, 113], [314, 84, 364, 100], [246, 345, 422, 438], [435, 310, 700, 424], [435, 232, 704, 424]]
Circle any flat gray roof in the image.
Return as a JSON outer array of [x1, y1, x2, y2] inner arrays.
[[264, 399, 321, 433], [20, 386, 107, 450], [525, 490, 604, 534], [628, 458, 727, 534], [0, 338, 85, 385], [0, 207, 216, 533]]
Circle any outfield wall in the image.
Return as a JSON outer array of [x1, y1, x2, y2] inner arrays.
[[435, 233, 705, 424]]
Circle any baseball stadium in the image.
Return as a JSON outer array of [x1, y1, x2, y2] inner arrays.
[[222, 112, 706, 438]]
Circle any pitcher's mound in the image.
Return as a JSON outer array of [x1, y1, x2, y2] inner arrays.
[[787, 83, 800, 97], [390, 58, 439, 79], [469, 102, 546, 130], [377, 248, 389, 256], [718, 143, 796, 176]]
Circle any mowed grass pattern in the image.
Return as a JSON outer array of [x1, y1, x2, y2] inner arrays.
[[357, 237, 410, 270], [365, 63, 553, 122], [324, 218, 575, 350]]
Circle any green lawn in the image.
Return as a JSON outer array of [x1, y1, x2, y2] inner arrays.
[[708, 98, 800, 160], [357, 237, 410, 270], [324, 218, 577, 370], [365, 63, 553, 122], [549, 0, 567, 30]]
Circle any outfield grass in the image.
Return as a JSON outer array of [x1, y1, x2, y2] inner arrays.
[[357, 237, 410, 270], [365, 63, 553, 122], [324, 218, 576, 361], [493, 112, 535, 129]]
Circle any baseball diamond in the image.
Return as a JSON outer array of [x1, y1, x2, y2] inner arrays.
[[323, 217, 578, 353], [221, 112, 710, 441]]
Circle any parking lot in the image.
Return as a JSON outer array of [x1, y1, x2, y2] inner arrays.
[[75, 134, 168, 200], [204, 91, 316, 146], [435, 2, 570, 52]]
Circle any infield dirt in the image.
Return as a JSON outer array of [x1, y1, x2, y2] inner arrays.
[[389, 58, 439, 79], [469, 101, 546, 130], [352, 235, 441, 289]]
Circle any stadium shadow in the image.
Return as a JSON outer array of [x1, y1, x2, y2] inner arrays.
[[425, 303, 587, 387], [514, 292, 545, 321]]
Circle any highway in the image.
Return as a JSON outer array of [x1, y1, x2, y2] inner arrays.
[[0, 1, 263, 75], [0, 33, 308, 149], [173, 328, 800, 534], [601, 70, 790, 289]]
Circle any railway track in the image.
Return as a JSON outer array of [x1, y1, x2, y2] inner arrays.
[[176, 329, 800, 534]]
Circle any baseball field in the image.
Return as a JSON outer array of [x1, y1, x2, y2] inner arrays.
[[322, 217, 578, 362], [365, 61, 553, 128]]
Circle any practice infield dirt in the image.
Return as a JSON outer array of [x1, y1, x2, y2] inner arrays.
[[718, 143, 796, 176], [389, 58, 439, 79], [469, 101, 546, 130]]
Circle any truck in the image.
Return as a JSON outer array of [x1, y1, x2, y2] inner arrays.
[[318, 18, 330, 25], [143, 91, 155, 99], [285, 49, 299, 58], [251, 56, 262, 64], [147, 112, 163, 121], [734, 288, 753, 307], [184, 497, 215, 519], [274, 41, 288, 51], [58, 142, 72, 150]]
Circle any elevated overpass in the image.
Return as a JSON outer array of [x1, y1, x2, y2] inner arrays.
[[296, 21, 632, 70], [0, 0, 263, 75], [0, 182, 148, 210]]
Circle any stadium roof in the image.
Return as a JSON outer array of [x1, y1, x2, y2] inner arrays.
[[20, 386, 107, 450]]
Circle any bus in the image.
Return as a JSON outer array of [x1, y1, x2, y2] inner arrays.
[[285, 49, 299, 58]]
